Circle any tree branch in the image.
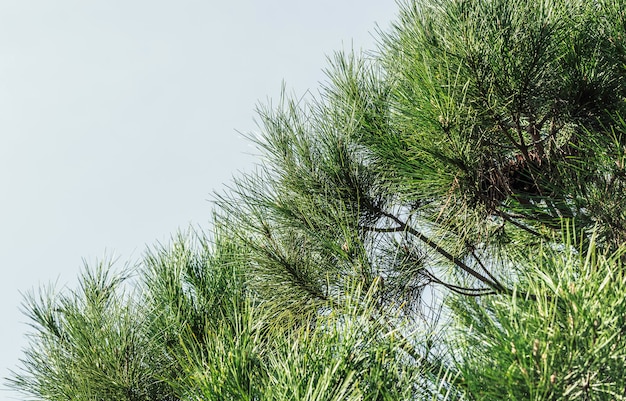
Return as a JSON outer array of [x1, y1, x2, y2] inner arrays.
[[496, 209, 544, 238], [376, 209, 505, 292], [470, 249, 506, 291], [423, 269, 497, 297]]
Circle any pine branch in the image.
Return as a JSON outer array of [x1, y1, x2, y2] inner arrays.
[[376, 208, 505, 292]]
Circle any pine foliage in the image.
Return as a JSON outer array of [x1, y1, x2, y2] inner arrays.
[[8, 0, 626, 400]]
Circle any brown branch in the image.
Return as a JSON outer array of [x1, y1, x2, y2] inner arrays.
[[364, 208, 542, 302], [470, 249, 506, 291], [423, 269, 497, 297], [376, 209, 505, 292]]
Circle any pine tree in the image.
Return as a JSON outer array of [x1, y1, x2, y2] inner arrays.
[[9, 0, 626, 399]]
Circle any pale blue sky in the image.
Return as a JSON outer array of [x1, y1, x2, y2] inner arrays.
[[0, 1, 398, 398]]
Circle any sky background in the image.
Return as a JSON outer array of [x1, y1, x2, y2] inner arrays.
[[0, 1, 398, 398]]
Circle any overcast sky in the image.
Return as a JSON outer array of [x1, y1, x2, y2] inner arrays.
[[0, 1, 398, 398]]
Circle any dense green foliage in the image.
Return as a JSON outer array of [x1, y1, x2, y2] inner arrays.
[[452, 232, 626, 400], [8, 0, 626, 399]]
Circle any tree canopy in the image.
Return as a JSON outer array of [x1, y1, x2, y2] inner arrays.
[[8, 0, 626, 400]]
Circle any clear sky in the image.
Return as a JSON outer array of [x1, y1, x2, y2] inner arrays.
[[0, 1, 398, 398]]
